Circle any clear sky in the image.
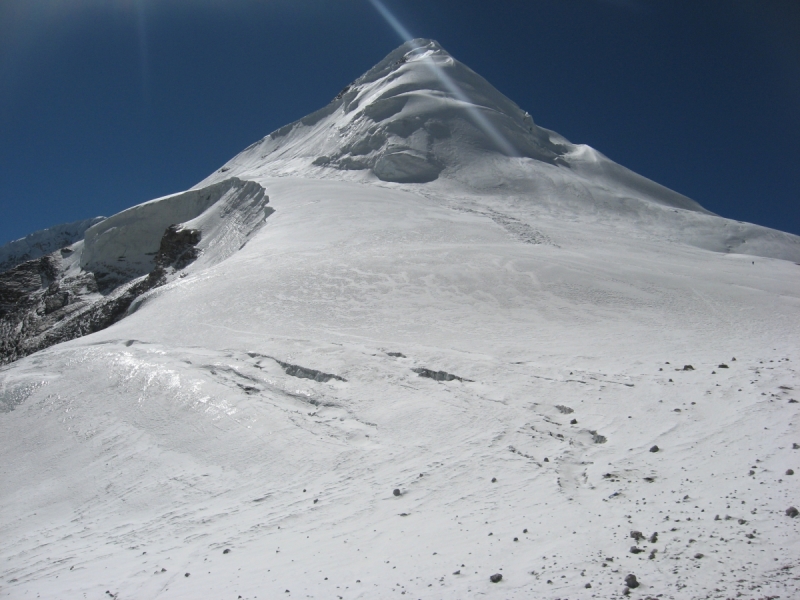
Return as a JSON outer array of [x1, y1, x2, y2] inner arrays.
[[1, 0, 799, 245]]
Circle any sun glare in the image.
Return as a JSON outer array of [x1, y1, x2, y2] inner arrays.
[[367, 0, 517, 157]]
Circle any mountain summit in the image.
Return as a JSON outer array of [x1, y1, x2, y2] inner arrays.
[[208, 39, 705, 213]]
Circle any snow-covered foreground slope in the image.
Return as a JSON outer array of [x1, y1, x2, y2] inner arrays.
[[1, 178, 798, 599], [1, 40, 799, 600]]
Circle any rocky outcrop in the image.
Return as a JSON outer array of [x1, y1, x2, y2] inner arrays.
[[412, 367, 473, 382], [0, 224, 202, 366], [0, 178, 272, 366]]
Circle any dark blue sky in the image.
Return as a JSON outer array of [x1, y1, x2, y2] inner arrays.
[[2, 0, 799, 245]]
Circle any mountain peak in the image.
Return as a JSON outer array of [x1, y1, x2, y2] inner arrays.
[[210, 39, 574, 184], [204, 40, 704, 214]]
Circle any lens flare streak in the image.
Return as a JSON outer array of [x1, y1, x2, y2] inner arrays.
[[367, 0, 517, 157]]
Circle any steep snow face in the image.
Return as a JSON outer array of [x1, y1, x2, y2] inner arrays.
[[203, 39, 704, 214], [0, 217, 105, 273], [194, 38, 800, 262]]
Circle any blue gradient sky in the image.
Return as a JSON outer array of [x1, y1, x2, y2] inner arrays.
[[1, 0, 799, 245]]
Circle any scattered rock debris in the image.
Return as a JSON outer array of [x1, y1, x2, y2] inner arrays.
[[412, 367, 472, 382], [625, 573, 639, 588], [274, 359, 347, 383], [555, 405, 574, 414]]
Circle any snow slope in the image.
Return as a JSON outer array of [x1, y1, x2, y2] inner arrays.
[[0, 40, 799, 600]]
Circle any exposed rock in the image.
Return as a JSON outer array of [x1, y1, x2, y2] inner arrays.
[[650, 445, 660, 453], [630, 531, 645, 542], [0, 178, 272, 367], [786, 507, 799, 518], [412, 367, 472, 382], [0, 252, 162, 367], [624, 574, 639, 588], [630, 546, 644, 554], [155, 225, 201, 270], [682, 365, 694, 371], [274, 359, 347, 383], [489, 573, 502, 583], [393, 488, 401, 497], [590, 431, 607, 444], [786, 469, 794, 476], [555, 405, 574, 414], [649, 532, 658, 543]]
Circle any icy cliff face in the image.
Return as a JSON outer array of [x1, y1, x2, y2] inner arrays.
[[0, 217, 105, 274], [0, 178, 271, 364]]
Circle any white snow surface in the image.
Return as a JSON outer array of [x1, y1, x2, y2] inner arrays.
[[81, 177, 272, 280], [1, 40, 799, 600], [0, 216, 105, 273]]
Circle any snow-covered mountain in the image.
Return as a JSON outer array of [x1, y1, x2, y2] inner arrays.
[[0, 216, 105, 274], [1, 39, 798, 599]]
